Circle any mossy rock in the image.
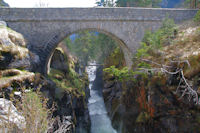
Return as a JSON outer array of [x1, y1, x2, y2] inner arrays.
[[104, 47, 126, 69], [48, 68, 65, 80], [0, 69, 35, 89]]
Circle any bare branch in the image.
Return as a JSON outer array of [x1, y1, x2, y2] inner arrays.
[[139, 59, 199, 106], [141, 58, 173, 68]]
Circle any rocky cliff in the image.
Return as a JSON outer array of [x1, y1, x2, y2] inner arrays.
[[0, 21, 90, 132], [103, 22, 200, 133]]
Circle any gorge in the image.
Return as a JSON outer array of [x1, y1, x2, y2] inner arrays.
[[86, 62, 117, 133]]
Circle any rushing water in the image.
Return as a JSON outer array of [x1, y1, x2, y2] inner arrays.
[[86, 62, 117, 133]]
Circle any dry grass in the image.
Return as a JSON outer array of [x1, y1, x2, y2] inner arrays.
[[20, 91, 49, 133], [143, 25, 200, 69], [162, 26, 200, 59], [0, 90, 50, 133]]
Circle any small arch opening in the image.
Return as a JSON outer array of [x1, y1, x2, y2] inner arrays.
[[46, 29, 132, 75]]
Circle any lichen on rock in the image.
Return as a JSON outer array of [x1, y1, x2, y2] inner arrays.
[[0, 98, 26, 131]]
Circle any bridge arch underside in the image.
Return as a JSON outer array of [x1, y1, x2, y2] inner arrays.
[[9, 20, 163, 74], [45, 27, 133, 75], [26, 20, 163, 74]]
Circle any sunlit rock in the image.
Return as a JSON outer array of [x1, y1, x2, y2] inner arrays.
[[0, 98, 26, 131]]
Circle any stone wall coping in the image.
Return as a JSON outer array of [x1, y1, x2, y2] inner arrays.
[[0, 8, 198, 22]]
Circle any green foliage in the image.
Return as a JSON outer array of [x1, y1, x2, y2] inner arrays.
[[104, 66, 132, 82], [160, 16, 176, 40], [104, 47, 126, 69], [115, 0, 162, 7], [135, 42, 150, 58], [137, 61, 151, 68], [103, 66, 148, 82], [64, 31, 118, 66], [68, 68, 86, 91], [184, 0, 200, 8], [135, 16, 176, 59], [48, 68, 86, 98], [96, 0, 115, 7], [194, 10, 200, 22]]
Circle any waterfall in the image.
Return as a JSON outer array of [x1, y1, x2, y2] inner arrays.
[[86, 61, 117, 133]]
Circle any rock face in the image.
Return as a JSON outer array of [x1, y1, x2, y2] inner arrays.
[[0, 23, 90, 132], [0, 24, 39, 71], [46, 43, 91, 133], [0, 98, 26, 131], [0, 23, 38, 100], [104, 74, 200, 133], [50, 47, 69, 73], [102, 24, 200, 133]]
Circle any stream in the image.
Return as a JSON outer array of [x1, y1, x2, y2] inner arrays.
[[86, 62, 117, 133]]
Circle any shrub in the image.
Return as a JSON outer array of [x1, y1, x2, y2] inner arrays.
[[104, 66, 132, 82], [21, 91, 49, 133], [135, 42, 150, 58], [103, 66, 147, 82], [0, 90, 50, 132], [135, 16, 176, 59], [194, 10, 200, 23]]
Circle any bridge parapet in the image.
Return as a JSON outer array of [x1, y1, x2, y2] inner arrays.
[[0, 8, 198, 22]]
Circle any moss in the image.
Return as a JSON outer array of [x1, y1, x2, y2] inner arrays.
[[48, 67, 86, 98], [194, 10, 200, 23], [48, 68, 64, 80], [136, 112, 150, 123], [0, 69, 35, 89], [48, 45, 89, 99], [0, 44, 29, 60], [55, 47, 64, 54], [104, 47, 126, 69]]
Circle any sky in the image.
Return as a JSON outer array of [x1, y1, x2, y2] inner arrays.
[[5, 0, 97, 7]]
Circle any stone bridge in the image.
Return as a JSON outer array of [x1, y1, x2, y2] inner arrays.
[[0, 8, 198, 74]]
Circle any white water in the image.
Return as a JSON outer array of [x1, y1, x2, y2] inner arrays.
[[86, 62, 117, 133]]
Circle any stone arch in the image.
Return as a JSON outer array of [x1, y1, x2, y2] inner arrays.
[[44, 28, 133, 75]]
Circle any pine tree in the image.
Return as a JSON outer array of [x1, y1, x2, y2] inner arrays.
[[115, 0, 162, 7], [96, 0, 115, 7]]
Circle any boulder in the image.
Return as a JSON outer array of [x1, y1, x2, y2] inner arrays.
[[0, 98, 26, 131], [0, 25, 37, 70]]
